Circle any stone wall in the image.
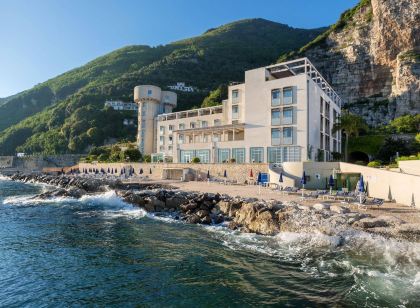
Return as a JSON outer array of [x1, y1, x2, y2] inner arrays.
[[0, 155, 82, 173], [78, 162, 269, 184], [0, 156, 14, 168]]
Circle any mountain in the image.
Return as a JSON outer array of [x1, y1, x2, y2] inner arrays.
[[279, 0, 419, 126], [0, 18, 324, 155]]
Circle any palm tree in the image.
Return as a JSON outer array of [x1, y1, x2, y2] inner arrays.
[[333, 111, 368, 161]]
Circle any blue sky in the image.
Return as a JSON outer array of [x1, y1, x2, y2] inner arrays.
[[0, 0, 358, 98]]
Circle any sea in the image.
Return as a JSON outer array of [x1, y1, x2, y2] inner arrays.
[[0, 175, 419, 307]]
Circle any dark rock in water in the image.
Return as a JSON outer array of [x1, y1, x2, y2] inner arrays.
[[186, 214, 201, 224], [228, 221, 241, 230], [212, 214, 224, 224]]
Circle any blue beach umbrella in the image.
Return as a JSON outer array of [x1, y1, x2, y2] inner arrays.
[[358, 175, 365, 193], [300, 171, 306, 185], [329, 174, 335, 194], [300, 171, 306, 196], [257, 172, 262, 183], [279, 172, 283, 183], [223, 170, 227, 178], [207, 170, 210, 179]]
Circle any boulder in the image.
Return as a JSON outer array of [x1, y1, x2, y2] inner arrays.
[[313, 203, 330, 211], [234, 203, 279, 235], [165, 196, 187, 209], [330, 205, 350, 214]]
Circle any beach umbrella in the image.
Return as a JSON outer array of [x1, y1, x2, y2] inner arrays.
[[357, 175, 365, 204], [300, 171, 306, 196], [329, 174, 334, 194], [223, 170, 227, 177], [149, 168, 152, 174], [358, 175, 365, 193], [111, 168, 114, 174], [207, 170, 210, 179], [107, 168, 110, 173], [250, 169, 253, 178], [140, 168, 143, 174], [279, 172, 284, 190], [115, 168, 118, 173], [257, 172, 262, 183]]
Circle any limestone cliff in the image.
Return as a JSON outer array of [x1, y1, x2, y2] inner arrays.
[[282, 0, 419, 126]]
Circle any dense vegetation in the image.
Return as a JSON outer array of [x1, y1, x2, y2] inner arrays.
[[82, 144, 142, 163], [0, 19, 324, 155]]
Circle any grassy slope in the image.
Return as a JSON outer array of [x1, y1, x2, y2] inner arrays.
[[0, 18, 324, 155]]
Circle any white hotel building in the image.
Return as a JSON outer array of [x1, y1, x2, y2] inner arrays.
[[134, 58, 342, 164]]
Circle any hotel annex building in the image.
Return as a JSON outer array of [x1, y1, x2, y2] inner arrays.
[[134, 58, 342, 164]]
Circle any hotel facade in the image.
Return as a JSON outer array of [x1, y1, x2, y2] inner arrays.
[[134, 58, 342, 164]]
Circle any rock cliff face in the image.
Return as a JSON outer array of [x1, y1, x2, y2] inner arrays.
[[296, 0, 419, 126]]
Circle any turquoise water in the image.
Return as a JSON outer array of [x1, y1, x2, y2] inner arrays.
[[0, 176, 419, 307]]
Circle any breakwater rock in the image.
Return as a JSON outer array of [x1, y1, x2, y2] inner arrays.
[[7, 173, 420, 242]]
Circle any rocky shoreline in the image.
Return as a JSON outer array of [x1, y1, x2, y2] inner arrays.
[[6, 173, 420, 243]]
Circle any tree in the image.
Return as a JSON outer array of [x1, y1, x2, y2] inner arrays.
[[332, 112, 368, 162], [389, 114, 420, 134], [376, 137, 411, 162], [123, 148, 142, 162], [201, 85, 227, 107], [416, 133, 420, 144]]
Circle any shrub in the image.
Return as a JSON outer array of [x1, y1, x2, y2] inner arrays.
[[354, 161, 367, 166], [191, 157, 200, 163], [367, 160, 381, 167], [123, 148, 142, 162], [331, 152, 342, 161], [229, 158, 236, 163], [143, 154, 151, 163]]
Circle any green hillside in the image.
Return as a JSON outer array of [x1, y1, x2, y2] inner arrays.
[[0, 18, 325, 155]]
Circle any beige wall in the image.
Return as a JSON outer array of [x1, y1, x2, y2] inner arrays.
[[398, 160, 420, 176], [339, 163, 419, 208]]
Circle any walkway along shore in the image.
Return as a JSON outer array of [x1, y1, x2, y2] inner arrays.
[[6, 173, 420, 243]]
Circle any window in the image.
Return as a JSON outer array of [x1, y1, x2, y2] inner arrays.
[[232, 148, 245, 163], [201, 121, 208, 128], [168, 145, 173, 151], [325, 101, 330, 118], [168, 125, 173, 132], [179, 134, 184, 144], [168, 136, 173, 144], [232, 105, 239, 120], [283, 107, 293, 125], [196, 150, 210, 163], [250, 147, 264, 163], [320, 115, 324, 131], [218, 148, 230, 163], [159, 146, 165, 151], [190, 122, 196, 129], [271, 109, 281, 126], [179, 123, 185, 130], [320, 97, 323, 113], [214, 119, 221, 126], [159, 136, 164, 145], [232, 90, 239, 102], [271, 89, 281, 106], [271, 129, 281, 146], [147, 89, 152, 96], [159, 126, 165, 134], [180, 150, 194, 163], [283, 127, 293, 145], [325, 119, 330, 135], [213, 134, 221, 142], [320, 133, 324, 149], [283, 87, 293, 105], [268, 147, 282, 163]]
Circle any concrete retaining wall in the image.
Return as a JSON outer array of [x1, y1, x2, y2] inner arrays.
[[398, 160, 420, 176], [340, 163, 419, 208]]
